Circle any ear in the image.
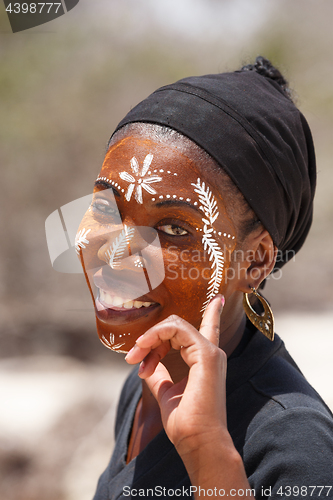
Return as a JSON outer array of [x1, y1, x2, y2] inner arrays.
[[237, 229, 277, 292]]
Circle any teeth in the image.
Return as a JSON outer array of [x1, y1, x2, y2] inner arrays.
[[113, 296, 124, 307], [101, 290, 113, 306], [99, 290, 153, 309], [123, 301, 134, 309], [133, 300, 152, 308]]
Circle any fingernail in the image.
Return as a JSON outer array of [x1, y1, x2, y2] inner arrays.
[[138, 361, 145, 375], [211, 294, 224, 307], [125, 345, 135, 360]]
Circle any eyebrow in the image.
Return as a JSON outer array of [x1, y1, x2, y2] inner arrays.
[[94, 180, 202, 214], [156, 199, 202, 215], [94, 180, 121, 197]]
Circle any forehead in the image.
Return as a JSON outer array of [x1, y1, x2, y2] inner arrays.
[[98, 135, 223, 198], [102, 135, 211, 177]]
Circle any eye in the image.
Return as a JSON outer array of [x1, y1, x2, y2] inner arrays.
[[157, 224, 188, 236], [92, 199, 118, 216]]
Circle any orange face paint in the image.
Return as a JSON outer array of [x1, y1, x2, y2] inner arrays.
[[77, 136, 237, 353]]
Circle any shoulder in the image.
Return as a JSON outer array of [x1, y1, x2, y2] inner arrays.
[[229, 330, 332, 419], [232, 333, 333, 492], [244, 403, 333, 494], [248, 333, 332, 423]]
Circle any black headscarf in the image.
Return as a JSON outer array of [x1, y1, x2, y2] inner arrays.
[[113, 68, 316, 270]]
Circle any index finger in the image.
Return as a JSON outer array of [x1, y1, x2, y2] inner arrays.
[[199, 294, 224, 346]]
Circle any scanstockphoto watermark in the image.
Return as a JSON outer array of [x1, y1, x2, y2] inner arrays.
[[3, 0, 80, 33], [123, 485, 256, 497], [123, 485, 333, 497], [165, 246, 295, 282], [166, 246, 296, 266]]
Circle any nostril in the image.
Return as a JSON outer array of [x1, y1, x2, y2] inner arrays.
[[107, 253, 146, 272]]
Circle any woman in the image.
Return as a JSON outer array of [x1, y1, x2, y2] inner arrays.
[[76, 57, 333, 499]]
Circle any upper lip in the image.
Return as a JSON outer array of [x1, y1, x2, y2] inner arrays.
[[92, 266, 158, 304]]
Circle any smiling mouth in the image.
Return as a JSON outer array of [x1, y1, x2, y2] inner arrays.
[[97, 288, 157, 311]]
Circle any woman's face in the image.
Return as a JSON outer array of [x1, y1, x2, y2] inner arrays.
[[77, 135, 237, 353]]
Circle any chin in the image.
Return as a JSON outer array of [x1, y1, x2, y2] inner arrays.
[[94, 299, 162, 353]]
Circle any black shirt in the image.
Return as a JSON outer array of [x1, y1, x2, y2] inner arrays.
[[93, 330, 333, 499]]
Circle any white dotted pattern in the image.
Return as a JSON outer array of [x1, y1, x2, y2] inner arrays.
[[149, 194, 198, 205], [96, 162, 178, 205]]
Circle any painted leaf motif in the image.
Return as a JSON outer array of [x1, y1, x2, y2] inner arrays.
[[192, 178, 225, 314], [75, 228, 91, 255], [106, 226, 135, 269]]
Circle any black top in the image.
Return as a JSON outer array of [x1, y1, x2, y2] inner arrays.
[[93, 329, 333, 499]]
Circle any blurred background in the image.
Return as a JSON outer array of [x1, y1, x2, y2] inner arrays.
[[0, 0, 332, 498]]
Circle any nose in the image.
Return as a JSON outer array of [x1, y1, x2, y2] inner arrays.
[[97, 224, 152, 271], [96, 223, 165, 291]]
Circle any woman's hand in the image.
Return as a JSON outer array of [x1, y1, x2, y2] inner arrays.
[[125, 295, 229, 452]]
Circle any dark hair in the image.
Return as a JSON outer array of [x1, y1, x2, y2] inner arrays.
[[241, 56, 293, 101]]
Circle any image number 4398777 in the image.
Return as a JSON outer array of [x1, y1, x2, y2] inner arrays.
[[3, 0, 80, 32]]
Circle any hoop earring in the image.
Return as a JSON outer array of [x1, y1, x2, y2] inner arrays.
[[243, 287, 274, 341]]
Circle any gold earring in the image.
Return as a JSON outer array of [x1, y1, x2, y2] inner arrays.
[[243, 287, 274, 341]]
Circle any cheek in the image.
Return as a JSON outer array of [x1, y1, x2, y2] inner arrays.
[[161, 226, 237, 321], [162, 243, 214, 324], [218, 234, 238, 288], [164, 244, 215, 281]]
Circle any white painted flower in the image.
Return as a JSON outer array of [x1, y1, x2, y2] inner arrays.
[[75, 228, 91, 255], [119, 154, 162, 204]]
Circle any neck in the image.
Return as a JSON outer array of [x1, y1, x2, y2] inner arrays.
[[219, 293, 247, 356]]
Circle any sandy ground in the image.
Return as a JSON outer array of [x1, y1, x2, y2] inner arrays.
[[0, 313, 332, 500]]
